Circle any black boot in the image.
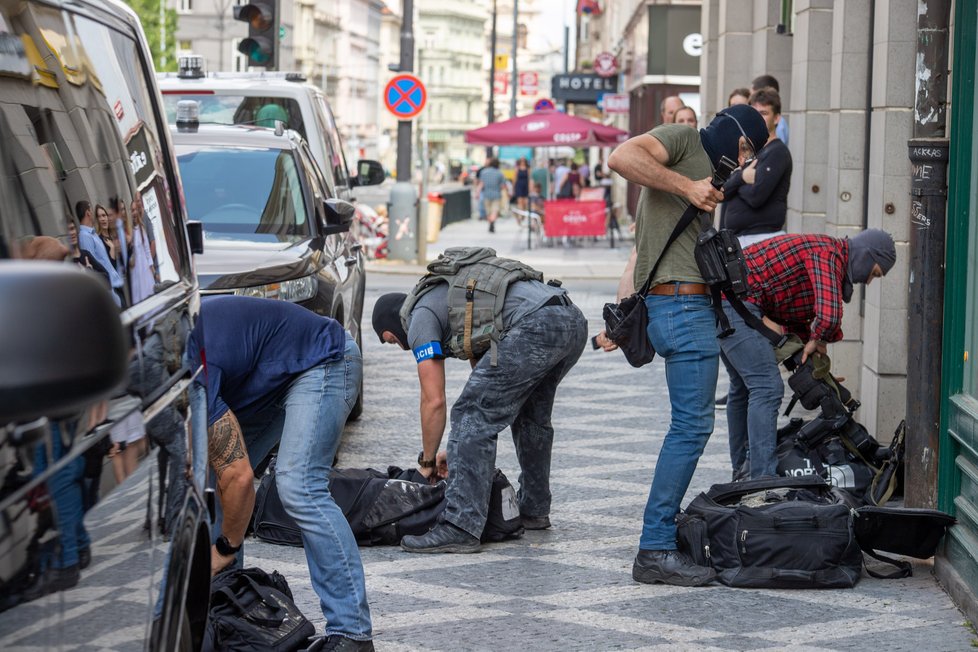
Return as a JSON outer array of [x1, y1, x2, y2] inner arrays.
[[632, 549, 716, 587], [520, 513, 551, 530], [401, 522, 480, 554], [318, 635, 375, 651]]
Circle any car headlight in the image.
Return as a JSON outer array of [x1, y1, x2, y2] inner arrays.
[[234, 276, 318, 303]]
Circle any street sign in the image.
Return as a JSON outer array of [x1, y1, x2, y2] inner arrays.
[[519, 71, 538, 96], [493, 71, 508, 96], [594, 51, 618, 77], [534, 98, 555, 111], [494, 54, 509, 70], [603, 93, 629, 114], [384, 73, 427, 120]]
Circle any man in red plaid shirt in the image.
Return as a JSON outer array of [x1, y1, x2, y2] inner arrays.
[[720, 229, 896, 479]]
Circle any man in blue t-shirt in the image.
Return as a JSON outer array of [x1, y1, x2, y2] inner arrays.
[[187, 296, 373, 651]]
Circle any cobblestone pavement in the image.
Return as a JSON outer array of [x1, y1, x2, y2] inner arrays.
[[247, 275, 975, 652]]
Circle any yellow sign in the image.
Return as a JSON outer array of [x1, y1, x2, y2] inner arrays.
[[494, 54, 509, 70]]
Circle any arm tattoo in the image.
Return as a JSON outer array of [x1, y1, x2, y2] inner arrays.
[[208, 411, 246, 480]]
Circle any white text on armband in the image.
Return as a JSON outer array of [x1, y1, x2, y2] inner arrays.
[[413, 341, 443, 363]]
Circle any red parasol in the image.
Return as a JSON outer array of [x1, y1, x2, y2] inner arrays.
[[464, 110, 628, 147]]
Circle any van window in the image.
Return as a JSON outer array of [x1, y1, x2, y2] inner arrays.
[[162, 94, 305, 138], [316, 96, 351, 189], [0, 3, 189, 307]]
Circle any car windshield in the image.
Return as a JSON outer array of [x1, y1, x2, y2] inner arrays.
[[163, 95, 306, 140], [176, 145, 310, 243]]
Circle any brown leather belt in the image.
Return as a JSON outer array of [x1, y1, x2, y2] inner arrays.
[[647, 282, 710, 296]]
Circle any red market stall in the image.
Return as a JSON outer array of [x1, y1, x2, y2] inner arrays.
[[465, 111, 628, 247], [464, 110, 628, 148]]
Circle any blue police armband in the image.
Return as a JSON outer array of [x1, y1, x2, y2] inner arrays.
[[413, 341, 443, 363]]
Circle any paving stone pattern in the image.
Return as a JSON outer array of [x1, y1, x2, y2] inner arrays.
[[247, 281, 975, 652]]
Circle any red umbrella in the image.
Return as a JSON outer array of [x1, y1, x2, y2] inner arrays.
[[464, 110, 629, 147]]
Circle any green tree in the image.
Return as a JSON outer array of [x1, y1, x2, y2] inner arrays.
[[123, 0, 178, 72]]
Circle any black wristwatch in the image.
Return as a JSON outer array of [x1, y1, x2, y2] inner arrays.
[[417, 451, 437, 469], [215, 535, 241, 556]]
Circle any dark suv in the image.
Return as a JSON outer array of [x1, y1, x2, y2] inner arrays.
[[171, 122, 368, 418], [0, 0, 210, 648]]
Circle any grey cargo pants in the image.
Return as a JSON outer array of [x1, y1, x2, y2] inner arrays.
[[443, 300, 588, 537]]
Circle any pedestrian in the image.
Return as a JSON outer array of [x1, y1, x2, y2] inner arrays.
[[531, 159, 551, 200], [674, 106, 697, 128], [659, 95, 683, 124], [371, 252, 588, 553], [751, 74, 789, 144], [720, 230, 896, 479], [720, 87, 791, 248], [727, 88, 750, 106], [600, 104, 769, 586], [476, 158, 506, 233], [513, 157, 530, 215], [75, 200, 126, 307], [187, 295, 374, 651]]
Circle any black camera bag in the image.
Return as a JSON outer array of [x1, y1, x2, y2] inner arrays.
[[203, 567, 315, 652], [680, 476, 864, 589], [252, 459, 522, 546]]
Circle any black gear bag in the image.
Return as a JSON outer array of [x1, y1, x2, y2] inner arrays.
[[203, 567, 315, 652], [251, 459, 523, 546]]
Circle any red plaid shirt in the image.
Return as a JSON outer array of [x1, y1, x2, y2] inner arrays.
[[743, 234, 850, 343]]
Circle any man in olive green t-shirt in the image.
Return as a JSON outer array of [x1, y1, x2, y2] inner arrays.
[[603, 105, 769, 587]]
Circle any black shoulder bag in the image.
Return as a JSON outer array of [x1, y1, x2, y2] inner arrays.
[[602, 201, 702, 367]]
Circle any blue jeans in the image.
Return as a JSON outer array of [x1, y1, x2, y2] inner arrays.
[[236, 334, 371, 640], [640, 293, 719, 551], [444, 303, 587, 537], [719, 301, 784, 479], [33, 423, 90, 569]]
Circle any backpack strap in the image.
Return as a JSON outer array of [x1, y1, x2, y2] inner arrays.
[[863, 549, 913, 579], [463, 277, 476, 360]]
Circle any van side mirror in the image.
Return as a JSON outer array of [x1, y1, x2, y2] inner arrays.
[[353, 159, 385, 187], [322, 198, 356, 235], [0, 262, 129, 425], [186, 220, 204, 254]]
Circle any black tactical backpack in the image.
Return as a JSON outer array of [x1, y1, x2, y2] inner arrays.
[[399, 247, 543, 365]]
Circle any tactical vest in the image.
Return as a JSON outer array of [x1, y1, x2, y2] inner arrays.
[[399, 247, 543, 366]]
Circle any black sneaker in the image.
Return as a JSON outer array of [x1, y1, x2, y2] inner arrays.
[[632, 549, 716, 587], [318, 635, 375, 652], [715, 394, 728, 409], [488, 222, 496, 233], [401, 522, 480, 554], [520, 514, 551, 530]]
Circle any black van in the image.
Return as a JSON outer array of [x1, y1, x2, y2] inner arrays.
[[0, 0, 211, 648]]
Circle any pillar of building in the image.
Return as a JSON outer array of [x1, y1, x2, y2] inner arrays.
[[785, 1, 833, 235], [859, 0, 917, 441], [701, 0, 720, 117], [716, 0, 754, 119], [822, 0, 872, 391]]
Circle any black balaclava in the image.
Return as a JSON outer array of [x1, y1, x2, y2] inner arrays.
[[699, 104, 769, 170], [371, 292, 408, 345], [847, 229, 896, 283]]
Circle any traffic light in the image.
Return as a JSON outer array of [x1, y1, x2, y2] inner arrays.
[[233, 0, 277, 68]]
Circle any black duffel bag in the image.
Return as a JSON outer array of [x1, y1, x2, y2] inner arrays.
[[252, 459, 523, 546], [203, 567, 315, 652], [679, 476, 863, 589]]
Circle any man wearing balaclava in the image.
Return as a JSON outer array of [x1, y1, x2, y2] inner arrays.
[[602, 104, 770, 587], [719, 229, 896, 484]]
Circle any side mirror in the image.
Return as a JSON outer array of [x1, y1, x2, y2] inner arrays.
[[352, 159, 385, 187], [322, 198, 356, 235], [186, 220, 204, 254], [0, 262, 129, 425]]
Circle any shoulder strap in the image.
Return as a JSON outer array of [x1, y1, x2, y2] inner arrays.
[[636, 203, 701, 295], [862, 549, 913, 579], [723, 290, 789, 348]]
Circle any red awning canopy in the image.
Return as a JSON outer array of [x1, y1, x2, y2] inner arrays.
[[464, 110, 628, 147]]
